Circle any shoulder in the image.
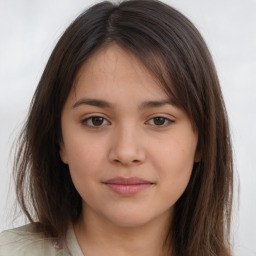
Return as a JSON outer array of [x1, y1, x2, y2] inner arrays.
[[0, 223, 67, 256]]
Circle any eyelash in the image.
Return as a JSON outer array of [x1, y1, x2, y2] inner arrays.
[[81, 115, 174, 128], [146, 117, 174, 127], [81, 116, 110, 128]]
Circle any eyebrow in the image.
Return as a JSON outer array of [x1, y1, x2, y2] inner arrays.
[[72, 98, 114, 109], [138, 99, 176, 110], [72, 98, 176, 110]]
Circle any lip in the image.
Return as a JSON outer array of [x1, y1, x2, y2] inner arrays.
[[103, 177, 154, 196]]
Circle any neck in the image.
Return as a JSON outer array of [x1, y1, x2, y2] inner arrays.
[[74, 208, 173, 256]]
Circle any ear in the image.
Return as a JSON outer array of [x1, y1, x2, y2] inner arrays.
[[59, 140, 69, 164], [194, 149, 201, 163]]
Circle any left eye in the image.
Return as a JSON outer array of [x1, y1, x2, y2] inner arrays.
[[81, 116, 110, 127], [147, 117, 173, 126]]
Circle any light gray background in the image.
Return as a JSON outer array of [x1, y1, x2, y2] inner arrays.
[[0, 0, 255, 255]]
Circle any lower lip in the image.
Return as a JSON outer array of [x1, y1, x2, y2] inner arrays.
[[104, 183, 152, 196]]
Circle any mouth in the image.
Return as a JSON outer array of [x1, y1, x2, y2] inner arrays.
[[102, 177, 154, 196]]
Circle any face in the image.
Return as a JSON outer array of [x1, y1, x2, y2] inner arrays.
[[60, 44, 199, 228]]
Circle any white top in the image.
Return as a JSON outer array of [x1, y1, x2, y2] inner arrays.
[[1, 224, 255, 256], [0, 223, 84, 256]]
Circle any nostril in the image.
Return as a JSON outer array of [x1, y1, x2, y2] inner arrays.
[[112, 158, 140, 165]]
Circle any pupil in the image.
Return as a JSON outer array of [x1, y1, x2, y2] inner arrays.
[[154, 117, 165, 125], [92, 117, 103, 126]]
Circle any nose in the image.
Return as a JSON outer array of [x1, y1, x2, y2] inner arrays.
[[108, 125, 146, 166]]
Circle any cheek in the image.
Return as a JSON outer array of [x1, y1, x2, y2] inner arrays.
[[64, 139, 105, 192], [67, 148, 100, 203], [154, 136, 196, 170], [151, 136, 196, 197], [65, 133, 106, 172]]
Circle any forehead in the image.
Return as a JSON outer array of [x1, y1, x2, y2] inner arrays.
[[72, 44, 170, 101]]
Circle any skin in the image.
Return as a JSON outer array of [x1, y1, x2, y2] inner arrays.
[[60, 44, 199, 256]]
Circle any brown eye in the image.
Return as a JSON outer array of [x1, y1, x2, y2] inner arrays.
[[91, 117, 104, 126], [147, 117, 174, 127], [153, 117, 166, 125], [82, 116, 109, 127]]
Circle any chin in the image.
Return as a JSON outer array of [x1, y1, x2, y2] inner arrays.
[[104, 209, 160, 229]]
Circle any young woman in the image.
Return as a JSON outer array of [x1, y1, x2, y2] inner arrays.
[[0, 0, 233, 255]]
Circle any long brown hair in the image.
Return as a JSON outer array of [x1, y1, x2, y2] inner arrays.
[[14, 0, 233, 255]]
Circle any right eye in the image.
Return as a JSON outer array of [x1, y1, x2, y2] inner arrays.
[[81, 116, 110, 128]]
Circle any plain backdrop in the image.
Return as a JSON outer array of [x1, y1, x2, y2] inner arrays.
[[0, 0, 255, 255]]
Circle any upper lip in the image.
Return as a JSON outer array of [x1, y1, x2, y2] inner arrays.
[[103, 177, 153, 185]]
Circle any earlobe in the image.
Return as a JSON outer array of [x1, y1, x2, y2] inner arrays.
[[194, 150, 201, 163], [59, 141, 69, 164]]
